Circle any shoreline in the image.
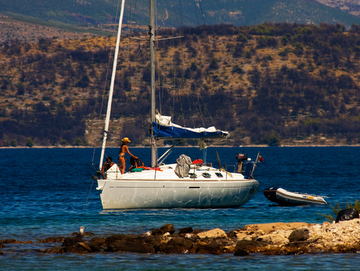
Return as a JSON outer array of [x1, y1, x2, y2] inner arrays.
[[2, 144, 360, 149], [2, 220, 359, 256]]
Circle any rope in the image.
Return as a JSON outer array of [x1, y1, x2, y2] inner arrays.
[[198, 92, 216, 127], [193, 0, 200, 26], [188, 93, 206, 127], [83, 174, 95, 211], [198, 0, 206, 26]]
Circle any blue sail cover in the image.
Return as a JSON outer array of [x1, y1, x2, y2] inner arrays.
[[152, 121, 229, 139]]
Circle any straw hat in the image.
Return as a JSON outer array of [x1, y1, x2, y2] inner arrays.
[[122, 137, 131, 143]]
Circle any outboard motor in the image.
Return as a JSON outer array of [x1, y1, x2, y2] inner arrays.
[[236, 152, 248, 173]]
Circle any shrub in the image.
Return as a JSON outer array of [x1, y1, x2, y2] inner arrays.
[[26, 137, 34, 147]]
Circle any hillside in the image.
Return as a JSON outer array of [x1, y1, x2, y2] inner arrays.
[[1, 0, 360, 30], [0, 15, 96, 42], [316, 0, 360, 17], [1, 23, 360, 147]]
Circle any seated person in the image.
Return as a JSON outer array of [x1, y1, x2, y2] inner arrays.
[[102, 156, 115, 178], [129, 156, 144, 171]]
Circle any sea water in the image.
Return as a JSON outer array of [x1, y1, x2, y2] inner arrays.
[[1, 146, 360, 270]]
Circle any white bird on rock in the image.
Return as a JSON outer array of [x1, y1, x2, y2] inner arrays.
[[76, 226, 85, 239]]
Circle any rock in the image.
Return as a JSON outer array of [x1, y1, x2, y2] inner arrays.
[[178, 227, 193, 236], [243, 222, 309, 235], [89, 237, 106, 245], [37, 237, 65, 243], [88, 237, 106, 252], [234, 249, 250, 256], [3, 239, 16, 244], [107, 240, 155, 253], [105, 234, 137, 246], [197, 228, 227, 239], [9, 220, 360, 256], [288, 228, 310, 242], [58, 243, 91, 254], [44, 247, 61, 254], [193, 239, 225, 255], [234, 239, 267, 253], [167, 237, 193, 247], [283, 242, 311, 255], [257, 232, 289, 245], [227, 230, 250, 240], [62, 237, 82, 247], [157, 236, 194, 254], [152, 224, 176, 235], [184, 233, 198, 240]]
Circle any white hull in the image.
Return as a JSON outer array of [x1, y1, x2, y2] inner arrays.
[[97, 164, 259, 209]]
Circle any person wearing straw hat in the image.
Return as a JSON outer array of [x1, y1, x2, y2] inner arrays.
[[119, 137, 138, 174]]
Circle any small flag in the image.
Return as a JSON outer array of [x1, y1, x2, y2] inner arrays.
[[258, 155, 264, 163]]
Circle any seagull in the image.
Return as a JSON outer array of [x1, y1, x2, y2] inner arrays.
[[76, 226, 85, 239]]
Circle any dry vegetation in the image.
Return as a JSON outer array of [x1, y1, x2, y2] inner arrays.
[[1, 22, 360, 147]]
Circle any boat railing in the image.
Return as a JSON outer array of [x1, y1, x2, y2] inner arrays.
[[225, 164, 236, 173]]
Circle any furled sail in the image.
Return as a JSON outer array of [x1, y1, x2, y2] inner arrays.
[[152, 113, 229, 139]]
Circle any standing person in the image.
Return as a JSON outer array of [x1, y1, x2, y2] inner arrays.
[[118, 137, 138, 174]]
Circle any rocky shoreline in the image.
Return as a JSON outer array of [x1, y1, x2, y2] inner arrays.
[[2, 220, 360, 256]]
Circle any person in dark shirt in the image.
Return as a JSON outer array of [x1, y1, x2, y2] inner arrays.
[[102, 156, 115, 178]]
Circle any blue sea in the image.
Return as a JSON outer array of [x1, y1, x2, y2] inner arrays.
[[1, 146, 360, 270]]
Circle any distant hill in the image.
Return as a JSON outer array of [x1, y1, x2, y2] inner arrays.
[[316, 0, 360, 17], [1, 0, 360, 30]]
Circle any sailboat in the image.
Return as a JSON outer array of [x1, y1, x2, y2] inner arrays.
[[94, 0, 259, 209]]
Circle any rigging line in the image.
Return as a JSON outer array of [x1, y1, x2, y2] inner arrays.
[[196, 91, 206, 126], [127, 0, 134, 112], [189, 92, 206, 127], [198, 92, 216, 126], [169, 0, 187, 127], [83, 174, 95, 211], [179, 0, 183, 28], [169, 11, 180, 124], [171, 1, 181, 28], [193, 0, 200, 26], [198, 0, 206, 26], [185, 94, 196, 128], [91, 10, 119, 165], [155, 0, 162, 114]]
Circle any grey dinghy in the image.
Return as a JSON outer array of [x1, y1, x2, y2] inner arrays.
[[263, 187, 327, 206]]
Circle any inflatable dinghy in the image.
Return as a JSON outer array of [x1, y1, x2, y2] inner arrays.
[[264, 187, 327, 206]]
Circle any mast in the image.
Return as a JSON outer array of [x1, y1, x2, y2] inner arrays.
[[149, 0, 157, 167], [99, 0, 126, 170]]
